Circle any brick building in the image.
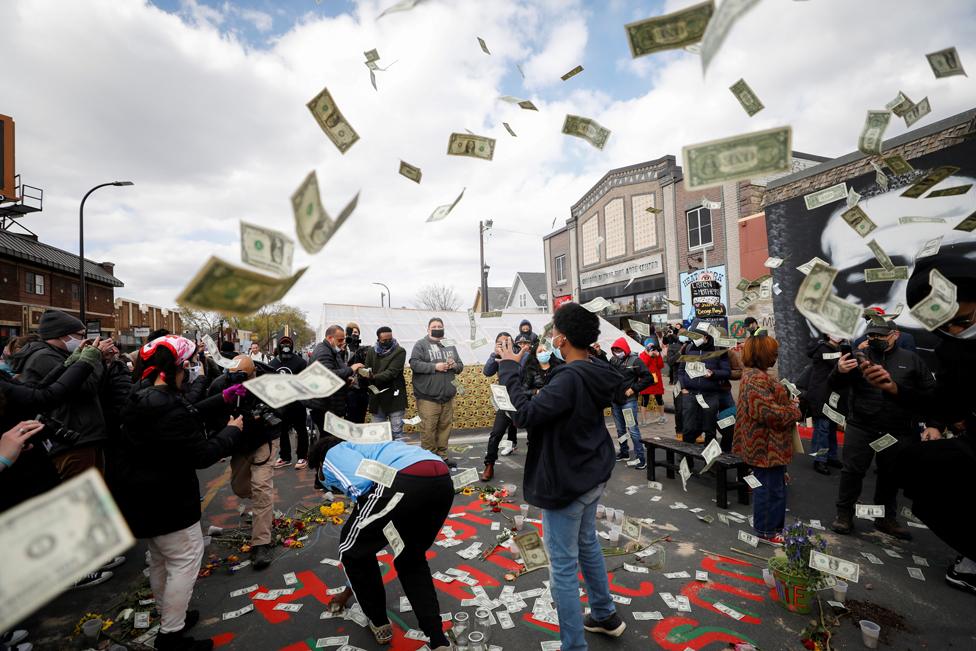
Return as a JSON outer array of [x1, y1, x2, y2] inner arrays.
[[113, 297, 182, 351]]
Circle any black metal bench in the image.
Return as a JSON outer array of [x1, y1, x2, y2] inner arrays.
[[641, 436, 750, 509]]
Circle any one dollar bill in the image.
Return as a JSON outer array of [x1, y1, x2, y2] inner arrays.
[[901, 166, 960, 198], [240, 221, 295, 277], [729, 78, 763, 117], [682, 126, 791, 190], [858, 110, 890, 156], [306, 87, 359, 154], [447, 133, 495, 161], [804, 182, 847, 210], [624, 0, 714, 58], [562, 115, 611, 150], [291, 170, 360, 254], [176, 256, 307, 316], [398, 161, 422, 183]]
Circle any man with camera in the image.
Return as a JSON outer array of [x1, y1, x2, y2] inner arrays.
[[207, 355, 284, 569]]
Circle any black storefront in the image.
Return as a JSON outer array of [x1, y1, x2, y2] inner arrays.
[[578, 273, 670, 330]]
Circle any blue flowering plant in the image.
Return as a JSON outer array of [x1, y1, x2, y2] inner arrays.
[[781, 520, 828, 579]]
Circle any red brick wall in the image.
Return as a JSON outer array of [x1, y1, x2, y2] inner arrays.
[[673, 180, 726, 269], [738, 213, 769, 280]]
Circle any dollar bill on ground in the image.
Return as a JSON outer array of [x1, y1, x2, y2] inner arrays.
[[858, 110, 891, 155], [809, 550, 859, 583], [714, 602, 745, 620], [624, 0, 714, 58], [901, 165, 960, 198], [382, 521, 405, 558], [177, 257, 307, 316], [514, 530, 549, 572], [0, 469, 135, 632], [682, 126, 791, 190], [840, 204, 876, 237], [398, 161, 422, 183], [737, 530, 759, 547], [865, 267, 909, 282], [700, 0, 759, 72], [503, 122, 517, 137], [910, 268, 959, 330], [316, 637, 350, 648], [447, 133, 495, 161], [926, 46, 966, 78], [291, 170, 360, 254], [240, 221, 295, 277], [427, 188, 466, 222], [223, 604, 255, 619], [804, 182, 847, 210], [581, 297, 612, 312], [855, 504, 885, 519], [954, 209, 976, 232], [729, 78, 763, 116], [883, 154, 914, 175], [491, 384, 517, 412], [562, 115, 611, 150], [926, 184, 972, 198], [377, 0, 427, 20], [561, 65, 584, 80], [906, 566, 925, 581], [477, 36, 490, 55], [356, 459, 397, 488], [885, 91, 914, 117], [903, 97, 931, 128], [306, 87, 359, 154]]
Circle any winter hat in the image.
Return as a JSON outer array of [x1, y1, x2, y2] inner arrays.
[[38, 309, 85, 340], [346, 322, 361, 336]]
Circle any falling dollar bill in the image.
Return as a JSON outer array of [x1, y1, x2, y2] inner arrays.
[[855, 504, 885, 520], [869, 433, 899, 453], [847, 186, 861, 208], [822, 404, 846, 426], [883, 154, 914, 175], [623, 408, 637, 428], [678, 457, 691, 492], [926, 46, 966, 78], [581, 296, 612, 312], [865, 267, 909, 282], [717, 414, 736, 429], [885, 91, 914, 117], [356, 459, 397, 488], [477, 36, 490, 55], [858, 110, 890, 155], [840, 205, 877, 237], [306, 87, 359, 154], [447, 133, 495, 161], [700, 439, 723, 473], [866, 239, 895, 270], [797, 256, 830, 275], [903, 97, 931, 128], [324, 412, 393, 443], [901, 165, 960, 198], [398, 161, 422, 183], [177, 257, 307, 316], [909, 268, 959, 331], [685, 361, 707, 378], [701, 198, 722, 210], [452, 468, 479, 491], [561, 65, 584, 80], [470, 337, 488, 349], [871, 160, 889, 191], [514, 530, 549, 572], [647, 205, 664, 214], [900, 216, 946, 224], [729, 78, 764, 116], [202, 334, 236, 369], [700, 0, 759, 72], [377, 0, 427, 20], [628, 319, 651, 337], [0, 469, 135, 633], [490, 384, 517, 412], [427, 188, 466, 222], [804, 182, 847, 210], [503, 122, 517, 137], [926, 184, 972, 198], [954, 209, 976, 232], [809, 550, 859, 583], [291, 170, 360, 254], [624, 0, 714, 58], [240, 221, 295, 277], [764, 256, 784, 268], [562, 114, 611, 150], [682, 126, 791, 190], [382, 521, 405, 558]]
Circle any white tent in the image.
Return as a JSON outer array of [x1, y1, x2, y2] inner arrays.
[[318, 304, 645, 364]]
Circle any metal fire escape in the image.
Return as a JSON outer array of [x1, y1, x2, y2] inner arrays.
[[0, 175, 43, 234]]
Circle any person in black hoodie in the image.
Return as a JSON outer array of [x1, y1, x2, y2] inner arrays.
[[480, 332, 526, 481], [677, 324, 731, 452], [112, 336, 243, 651], [306, 325, 363, 434], [609, 336, 653, 469], [517, 319, 540, 348], [269, 337, 310, 469], [496, 302, 626, 649], [343, 323, 371, 424], [803, 334, 846, 475]]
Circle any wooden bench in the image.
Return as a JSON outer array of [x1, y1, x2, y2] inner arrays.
[[641, 436, 751, 509]]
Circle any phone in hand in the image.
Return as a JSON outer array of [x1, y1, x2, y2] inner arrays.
[[839, 342, 852, 357]]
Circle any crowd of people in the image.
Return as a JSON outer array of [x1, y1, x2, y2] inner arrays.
[[1, 254, 973, 650]]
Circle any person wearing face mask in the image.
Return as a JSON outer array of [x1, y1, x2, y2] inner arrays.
[[480, 332, 527, 481], [609, 337, 653, 469], [363, 327, 407, 440], [639, 339, 667, 425], [676, 321, 731, 452], [13, 309, 114, 480], [409, 318, 464, 466], [343, 323, 371, 424], [523, 341, 562, 395], [517, 319, 540, 349], [828, 319, 934, 540], [853, 307, 917, 352], [897, 255, 976, 596], [305, 325, 363, 436], [270, 337, 310, 469], [802, 333, 847, 475]]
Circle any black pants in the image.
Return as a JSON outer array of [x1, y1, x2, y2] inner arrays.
[[836, 423, 912, 517], [277, 403, 309, 462], [346, 390, 369, 424], [484, 410, 518, 464], [339, 473, 454, 648], [682, 391, 719, 446], [674, 392, 684, 434]]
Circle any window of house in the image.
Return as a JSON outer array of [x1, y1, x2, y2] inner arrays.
[[554, 255, 566, 283], [25, 271, 45, 295], [686, 206, 713, 249], [632, 194, 657, 250], [71, 282, 79, 301], [581, 214, 600, 266], [519, 293, 527, 308], [604, 199, 625, 259]]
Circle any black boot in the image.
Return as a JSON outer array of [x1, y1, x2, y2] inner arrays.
[[183, 610, 199, 631], [830, 512, 854, 535], [251, 544, 274, 570], [154, 630, 214, 651], [813, 461, 830, 475]]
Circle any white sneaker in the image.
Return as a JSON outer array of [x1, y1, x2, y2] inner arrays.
[[626, 458, 641, 467], [499, 443, 513, 456], [657, 416, 668, 424]]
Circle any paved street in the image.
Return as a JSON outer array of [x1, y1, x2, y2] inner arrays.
[[26, 415, 975, 650]]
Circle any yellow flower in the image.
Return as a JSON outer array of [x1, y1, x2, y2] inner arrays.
[[331, 516, 344, 525], [461, 487, 474, 496]]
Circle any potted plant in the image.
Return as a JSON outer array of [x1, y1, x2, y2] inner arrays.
[[768, 520, 828, 615]]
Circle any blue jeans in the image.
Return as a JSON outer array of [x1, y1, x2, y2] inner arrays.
[[611, 399, 643, 462], [810, 417, 838, 461], [752, 465, 786, 538], [373, 408, 405, 440], [542, 483, 616, 651]]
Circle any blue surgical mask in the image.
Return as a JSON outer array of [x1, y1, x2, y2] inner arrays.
[[553, 347, 564, 361], [537, 351, 552, 364]]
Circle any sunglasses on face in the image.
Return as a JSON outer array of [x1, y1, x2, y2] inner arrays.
[[942, 308, 976, 330]]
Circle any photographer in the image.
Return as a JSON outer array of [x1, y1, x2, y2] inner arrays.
[[207, 355, 284, 570], [480, 332, 526, 481], [112, 335, 243, 651]]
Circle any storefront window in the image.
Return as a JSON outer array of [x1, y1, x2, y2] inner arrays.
[[636, 290, 667, 313]]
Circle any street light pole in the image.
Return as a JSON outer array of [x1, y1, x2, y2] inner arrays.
[[479, 220, 493, 311], [79, 181, 133, 324], [372, 282, 391, 308]]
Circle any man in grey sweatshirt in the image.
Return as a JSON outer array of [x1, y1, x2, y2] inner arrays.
[[409, 317, 464, 467]]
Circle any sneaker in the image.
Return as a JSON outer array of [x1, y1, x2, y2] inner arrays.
[[657, 416, 668, 424], [583, 612, 626, 637], [626, 458, 641, 467], [184, 609, 200, 631], [945, 562, 976, 596], [444, 459, 458, 469], [615, 450, 630, 462], [830, 513, 854, 535], [251, 544, 274, 570], [273, 458, 292, 469], [761, 534, 785, 545], [499, 444, 513, 456], [295, 459, 308, 470], [100, 555, 126, 571], [71, 570, 113, 589], [874, 518, 913, 541], [634, 460, 647, 471], [813, 461, 830, 475]]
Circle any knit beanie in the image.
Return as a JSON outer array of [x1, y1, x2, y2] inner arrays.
[[38, 309, 85, 340]]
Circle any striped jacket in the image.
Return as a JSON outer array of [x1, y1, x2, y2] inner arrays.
[[732, 368, 801, 468]]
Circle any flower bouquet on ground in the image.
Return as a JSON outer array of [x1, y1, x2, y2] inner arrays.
[[768, 520, 828, 615]]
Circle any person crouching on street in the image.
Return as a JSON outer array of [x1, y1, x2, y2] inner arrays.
[[114, 336, 244, 651], [308, 435, 454, 649]]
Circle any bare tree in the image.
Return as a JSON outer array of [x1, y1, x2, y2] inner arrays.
[[414, 283, 461, 312], [177, 305, 224, 337]]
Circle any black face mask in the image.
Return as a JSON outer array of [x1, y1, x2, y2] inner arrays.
[[431, 329, 445, 339], [348, 335, 361, 346], [868, 338, 888, 355], [378, 340, 394, 350], [227, 371, 248, 384]]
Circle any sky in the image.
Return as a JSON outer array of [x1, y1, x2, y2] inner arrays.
[[3, 0, 975, 323]]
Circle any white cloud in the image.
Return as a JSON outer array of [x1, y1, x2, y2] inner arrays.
[[2, 0, 974, 327]]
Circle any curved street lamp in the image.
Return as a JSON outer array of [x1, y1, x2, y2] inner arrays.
[[372, 281, 391, 308], [79, 181, 133, 323]]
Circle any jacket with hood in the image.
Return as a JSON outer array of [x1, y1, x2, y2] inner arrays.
[[523, 356, 562, 393], [803, 337, 845, 415], [12, 340, 106, 455], [639, 349, 665, 396], [498, 356, 622, 509], [112, 386, 241, 538], [608, 337, 653, 404], [304, 340, 352, 414], [364, 344, 408, 414], [270, 351, 308, 375], [516, 320, 540, 348], [677, 340, 731, 393], [409, 337, 464, 403]]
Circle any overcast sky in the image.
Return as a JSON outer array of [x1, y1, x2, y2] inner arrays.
[[4, 0, 974, 319]]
